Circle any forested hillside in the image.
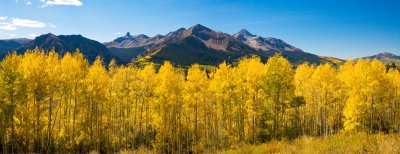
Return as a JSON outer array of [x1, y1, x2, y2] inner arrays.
[[1, 49, 400, 153]]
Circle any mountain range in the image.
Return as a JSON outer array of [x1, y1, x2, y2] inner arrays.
[[359, 52, 400, 65], [0, 24, 398, 66], [0, 38, 31, 58]]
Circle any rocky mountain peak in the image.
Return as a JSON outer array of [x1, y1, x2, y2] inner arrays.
[[238, 29, 255, 37], [187, 24, 212, 35], [233, 29, 256, 41]]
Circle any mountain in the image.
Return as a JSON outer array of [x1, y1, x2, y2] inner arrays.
[[360, 52, 400, 65], [104, 32, 159, 64], [363, 52, 400, 59], [6, 38, 31, 45], [0, 24, 369, 67], [104, 32, 151, 48], [142, 24, 269, 66], [17, 33, 116, 64], [0, 38, 32, 59], [233, 29, 301, 52], [233, 29, 325, 64], [107, 24, 326, 66]]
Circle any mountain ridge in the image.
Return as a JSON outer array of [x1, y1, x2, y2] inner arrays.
[[0, 38, 32, 58], [104, 24, 326, 66], [0, 24, 398, 67], [16, 33, 117, 64], [359, 52, 400, 65]]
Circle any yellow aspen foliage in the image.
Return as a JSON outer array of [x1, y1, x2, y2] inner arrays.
[[184, 64, 209, 152], [153, 61, 185, 153], [386, 69, 400, 132], [234, 56, 266, 143], [83, 57, 110, 151], [339, 59, 388, 132], [263, 54, 294, 139], [0, 52, 27, 153], [209, 62, 238, 146], [1, 50, 400, 153]]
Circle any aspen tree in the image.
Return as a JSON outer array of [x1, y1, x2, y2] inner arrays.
[[0, 53, 27, 153], [263, 55, 294, 139]]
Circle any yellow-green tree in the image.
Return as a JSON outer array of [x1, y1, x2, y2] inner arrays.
[[18, 49, 48, 152], [153, 61, 185, 153], [263, 54, 294, 139], [233, 57, 266, 143], [184, 64, 210, 152], [58, 51, 88, 151], [386, 68, 400, 132], [1, 49, 400, 153], [0, 52, 27, 153], [294, 63, 315, 135], [339, 59, 388, 132], [209, 62, 237, 147], [83, 57, 110, 151]]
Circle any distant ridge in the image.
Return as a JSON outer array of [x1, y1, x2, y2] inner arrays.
[[362, 52, 400, 59], [359, 52, 400, 65], [0, 38, 31, 56], [17, 33, 117, 64], [3, 24, 395, 66]]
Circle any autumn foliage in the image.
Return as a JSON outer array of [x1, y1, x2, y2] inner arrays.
[[0, 48, 399, 153]]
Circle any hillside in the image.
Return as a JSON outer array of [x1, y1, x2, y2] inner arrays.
[[0, 38, 31, 58], [16, 33, 116, 64], [360, 52, 400, 65]]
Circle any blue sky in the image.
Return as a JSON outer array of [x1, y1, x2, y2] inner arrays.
[[0, 0, 399, 59]]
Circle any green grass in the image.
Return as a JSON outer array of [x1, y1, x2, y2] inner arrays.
[[218, 133, 400, 154]]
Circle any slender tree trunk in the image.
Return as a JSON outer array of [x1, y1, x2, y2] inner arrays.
[[195, 99, 198, 148], [48, 95, 53, 153], [73, 82, 78, 152], [11, 107, 15, 154]]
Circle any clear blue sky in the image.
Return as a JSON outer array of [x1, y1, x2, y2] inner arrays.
[[0, 0, 399, 59]]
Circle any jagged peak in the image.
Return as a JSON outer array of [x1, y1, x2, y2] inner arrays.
[[237, 29, 254, 36], [121, 33, 149, 39], [188, 24, 212, 32], [191, 24, 207, 29], [233, 29, 257, 41], [123, 32, 149, 39]]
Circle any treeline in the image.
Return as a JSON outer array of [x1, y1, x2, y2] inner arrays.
[[0, 48, 400, 153]]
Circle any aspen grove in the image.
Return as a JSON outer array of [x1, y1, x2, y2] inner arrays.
[[0, 49, 400, 153]]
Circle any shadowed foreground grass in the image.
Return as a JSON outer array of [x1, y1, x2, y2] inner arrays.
[[89, 133, 400, 154], [218, 133, 400, 154]]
